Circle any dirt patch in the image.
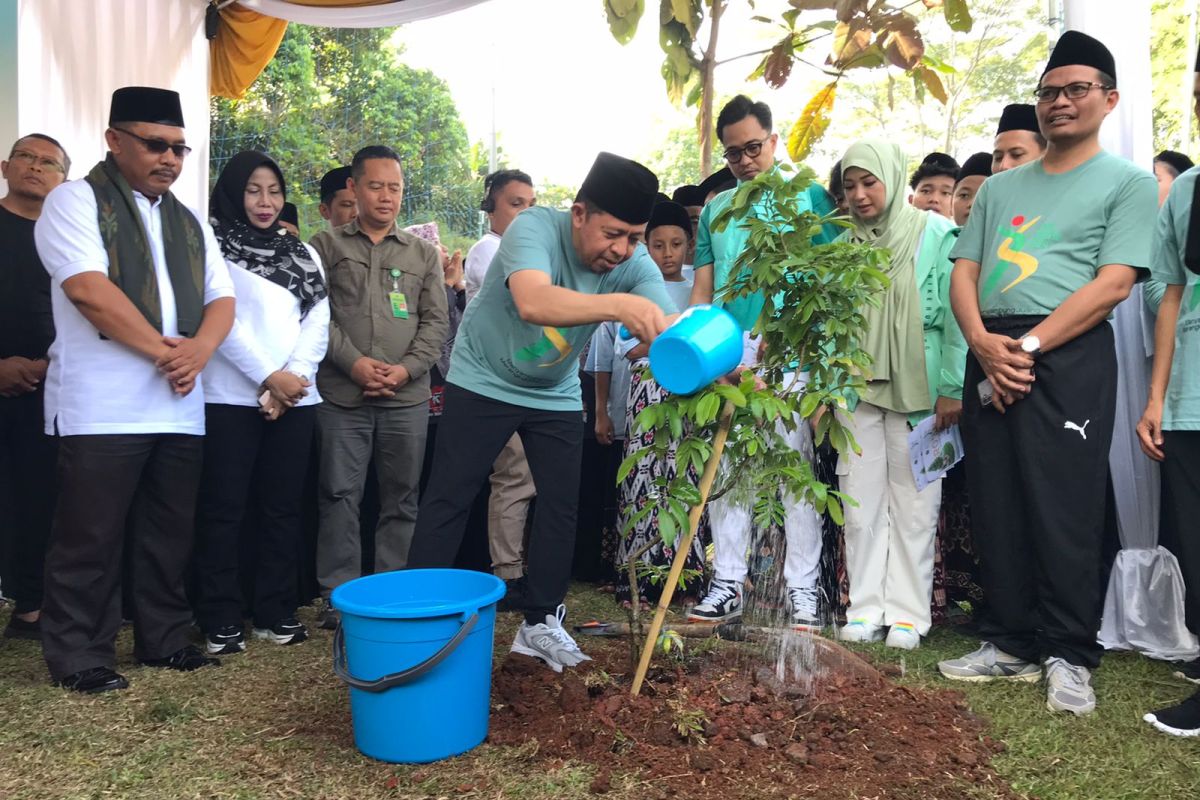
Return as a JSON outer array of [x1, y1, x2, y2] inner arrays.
[[488, 636, 1017, 799]]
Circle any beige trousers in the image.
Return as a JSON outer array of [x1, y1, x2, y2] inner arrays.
[[487, 433, 536, 580]]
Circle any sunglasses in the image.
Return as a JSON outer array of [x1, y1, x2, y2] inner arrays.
[[112, 127, 193, 158]]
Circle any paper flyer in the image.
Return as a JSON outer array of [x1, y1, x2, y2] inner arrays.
[[907, 415, 964, 492]]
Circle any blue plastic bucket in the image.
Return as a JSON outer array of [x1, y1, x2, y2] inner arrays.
[[331, 569, 506, 763], [649, 304, 744, 395]]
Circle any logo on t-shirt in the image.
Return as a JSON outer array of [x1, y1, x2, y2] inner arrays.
[[982, 214, 1060, 298], [514, 326, 573, 367]]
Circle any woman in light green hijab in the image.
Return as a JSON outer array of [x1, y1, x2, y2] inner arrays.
[[835, 139, 967, 651]]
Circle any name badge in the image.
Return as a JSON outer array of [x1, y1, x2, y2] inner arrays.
[[389, 291, 409, 319]]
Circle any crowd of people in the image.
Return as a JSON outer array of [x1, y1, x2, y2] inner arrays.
[[1, 27, 1199, 740]]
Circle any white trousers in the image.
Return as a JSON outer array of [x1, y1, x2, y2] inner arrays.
[[709, 375, 823, 590], [839, 401, 941, 635]]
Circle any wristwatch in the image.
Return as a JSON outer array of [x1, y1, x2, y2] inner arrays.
[[1020, 335, 1042, 357]]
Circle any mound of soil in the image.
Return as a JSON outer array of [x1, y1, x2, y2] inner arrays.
[[488, 636, 1016, 799]]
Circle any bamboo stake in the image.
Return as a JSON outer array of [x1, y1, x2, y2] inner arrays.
[[630, 400, 735, 696]]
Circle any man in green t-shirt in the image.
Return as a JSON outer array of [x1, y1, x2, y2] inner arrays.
[[1136, 50, 1200, 739], [938, 31, 1157, 716], [407, 153, 676, 672], [686, 95, 839, 632]]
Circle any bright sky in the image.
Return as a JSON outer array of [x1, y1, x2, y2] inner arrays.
[[395, 0, 814, 187]]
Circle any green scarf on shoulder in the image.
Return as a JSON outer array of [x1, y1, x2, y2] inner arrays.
[[85, 155, 205, 336]]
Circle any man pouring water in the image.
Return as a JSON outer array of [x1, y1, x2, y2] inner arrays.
[[407, 152, 679, 671]]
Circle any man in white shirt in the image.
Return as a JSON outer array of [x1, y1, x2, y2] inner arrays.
[[464, 169, 538, 599], [34, 87, 235, 694]]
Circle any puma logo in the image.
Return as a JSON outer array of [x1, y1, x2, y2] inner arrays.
[[1064, 419, 1091, 440]]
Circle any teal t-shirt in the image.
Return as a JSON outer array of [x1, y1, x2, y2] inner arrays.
[[951, 151, 1156, 318], [447, 206, 676, 411], [694, 176, 839, 331], [1150, 166, 1200, 430]]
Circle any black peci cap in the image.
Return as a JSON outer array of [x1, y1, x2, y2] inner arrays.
[[109, 86, 185, 128], [646, 200, 693, 239], [1043, 30, 1116, 83], [996, 104, 1040, 136], [956, 152, 993, 183], [578, 152, 660, 225], [320, 166, 353, 202]]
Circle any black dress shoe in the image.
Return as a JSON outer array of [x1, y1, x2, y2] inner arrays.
[[141, 645, 221, 672], [3, 615, 41, 640], [56, 666, 129, 694]]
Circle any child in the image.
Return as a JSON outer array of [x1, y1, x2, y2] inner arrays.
[[587, 201, 707, 605], [908, 152, 958, 220]]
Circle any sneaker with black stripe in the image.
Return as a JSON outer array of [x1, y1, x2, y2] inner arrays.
[[205, 625, 245, 655], [253, 617, 308, 646], [1172, 658, 1200, 685]]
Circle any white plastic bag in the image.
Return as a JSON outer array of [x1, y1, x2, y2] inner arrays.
[[1099, 546, 1199, 662]]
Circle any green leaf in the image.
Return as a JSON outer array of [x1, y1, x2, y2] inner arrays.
[[605, 0, 646, 45], [943, 0, 972, 32], [827, 496, 844, 526], [616, 451, 640, 485], [713, 384, 747, 408], [659, 508, 678, 548]]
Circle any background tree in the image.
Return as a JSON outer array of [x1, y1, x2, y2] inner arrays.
[[211, 25, 479, 240], [604, 0, 973, 172]]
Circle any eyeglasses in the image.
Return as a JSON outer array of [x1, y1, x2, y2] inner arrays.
[[722, 137, 769, 164], [8, 150, 64, 173], [1033, 82, 1112, 104], [111, 127, 192, 158]]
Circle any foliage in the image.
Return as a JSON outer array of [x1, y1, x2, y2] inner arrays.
[[667, 693, 708, 744], [602, 0, 974, 165], [1150, 0, 1195, 152], [617, 164, 889, 551], [824, 0, 1045, 159], [210, 25, 479, 240], [639, 122, 724, 189]]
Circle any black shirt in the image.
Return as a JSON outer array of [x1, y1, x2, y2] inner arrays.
[[0, 204, 54, 359]]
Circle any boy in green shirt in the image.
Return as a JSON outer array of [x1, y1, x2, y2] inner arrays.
[[938, 30, 1157, 716]]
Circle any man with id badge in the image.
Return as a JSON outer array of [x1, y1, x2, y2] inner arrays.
[[309, 145, 448, 611], [938, 32, 1156, 715]]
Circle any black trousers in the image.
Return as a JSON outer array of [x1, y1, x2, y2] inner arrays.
[[961, 316, 1115, 669], [41, 434, 203, 679], [193, 404, 315, 631], [0, 390, 56, 613], [1159, 430, 1200, 636], [408, 384, 583, 624]]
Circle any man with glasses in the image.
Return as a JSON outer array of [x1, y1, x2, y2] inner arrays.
[[33, 86, 235, 693], [939, 32, 1156, 715], [686, 95, 839, 630], [0, 134, 69, 641]]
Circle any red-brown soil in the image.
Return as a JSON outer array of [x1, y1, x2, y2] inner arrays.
[[487, 636, 1017, 799]]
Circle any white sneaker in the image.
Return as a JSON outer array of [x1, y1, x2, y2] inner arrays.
[[838, 617, 884, 643], [884, 622, 920, 650], [510, 605, 592, 673]]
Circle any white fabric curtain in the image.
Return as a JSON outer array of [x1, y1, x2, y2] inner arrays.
[[236, 0, 490, 27], [15, 0, 211, 212], [1062, 0, 1199, 660]]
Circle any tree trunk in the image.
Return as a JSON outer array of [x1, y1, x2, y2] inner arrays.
[[697, 0, 726, 179]]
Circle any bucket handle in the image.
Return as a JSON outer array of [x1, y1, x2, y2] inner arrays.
[[332, 613, 478, 693]]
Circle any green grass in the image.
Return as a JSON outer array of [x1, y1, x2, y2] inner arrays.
[[0, 588, 1198, 799]]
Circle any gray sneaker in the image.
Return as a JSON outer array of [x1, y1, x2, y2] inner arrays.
[[510, 605, 592, 673], [938, 642, 1041, 682], [1045, 657, 1096, 715]]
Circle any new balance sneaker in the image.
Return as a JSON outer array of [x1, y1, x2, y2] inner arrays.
[[885, 622, 920, 650], [510, 605, 591, 673], [788, 586, 821, 631], [688, 578, 743, 622], [838, 618, 884, 643], [1172, 658, 1200, 685], [1144, 690, 1200, 737], [253, 617, 308, 646], [1044, 657, 1096, 715], [205, 625, 246, 655], [937, 642, 1040, 682]]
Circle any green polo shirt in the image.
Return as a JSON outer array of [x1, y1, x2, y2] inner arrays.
[[694, 175, 839, 331], [1151, 167, 1200, 430], [448, 206, 676, 411]]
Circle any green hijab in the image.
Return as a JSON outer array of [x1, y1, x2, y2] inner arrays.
[[841, 140, 931, 414]]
